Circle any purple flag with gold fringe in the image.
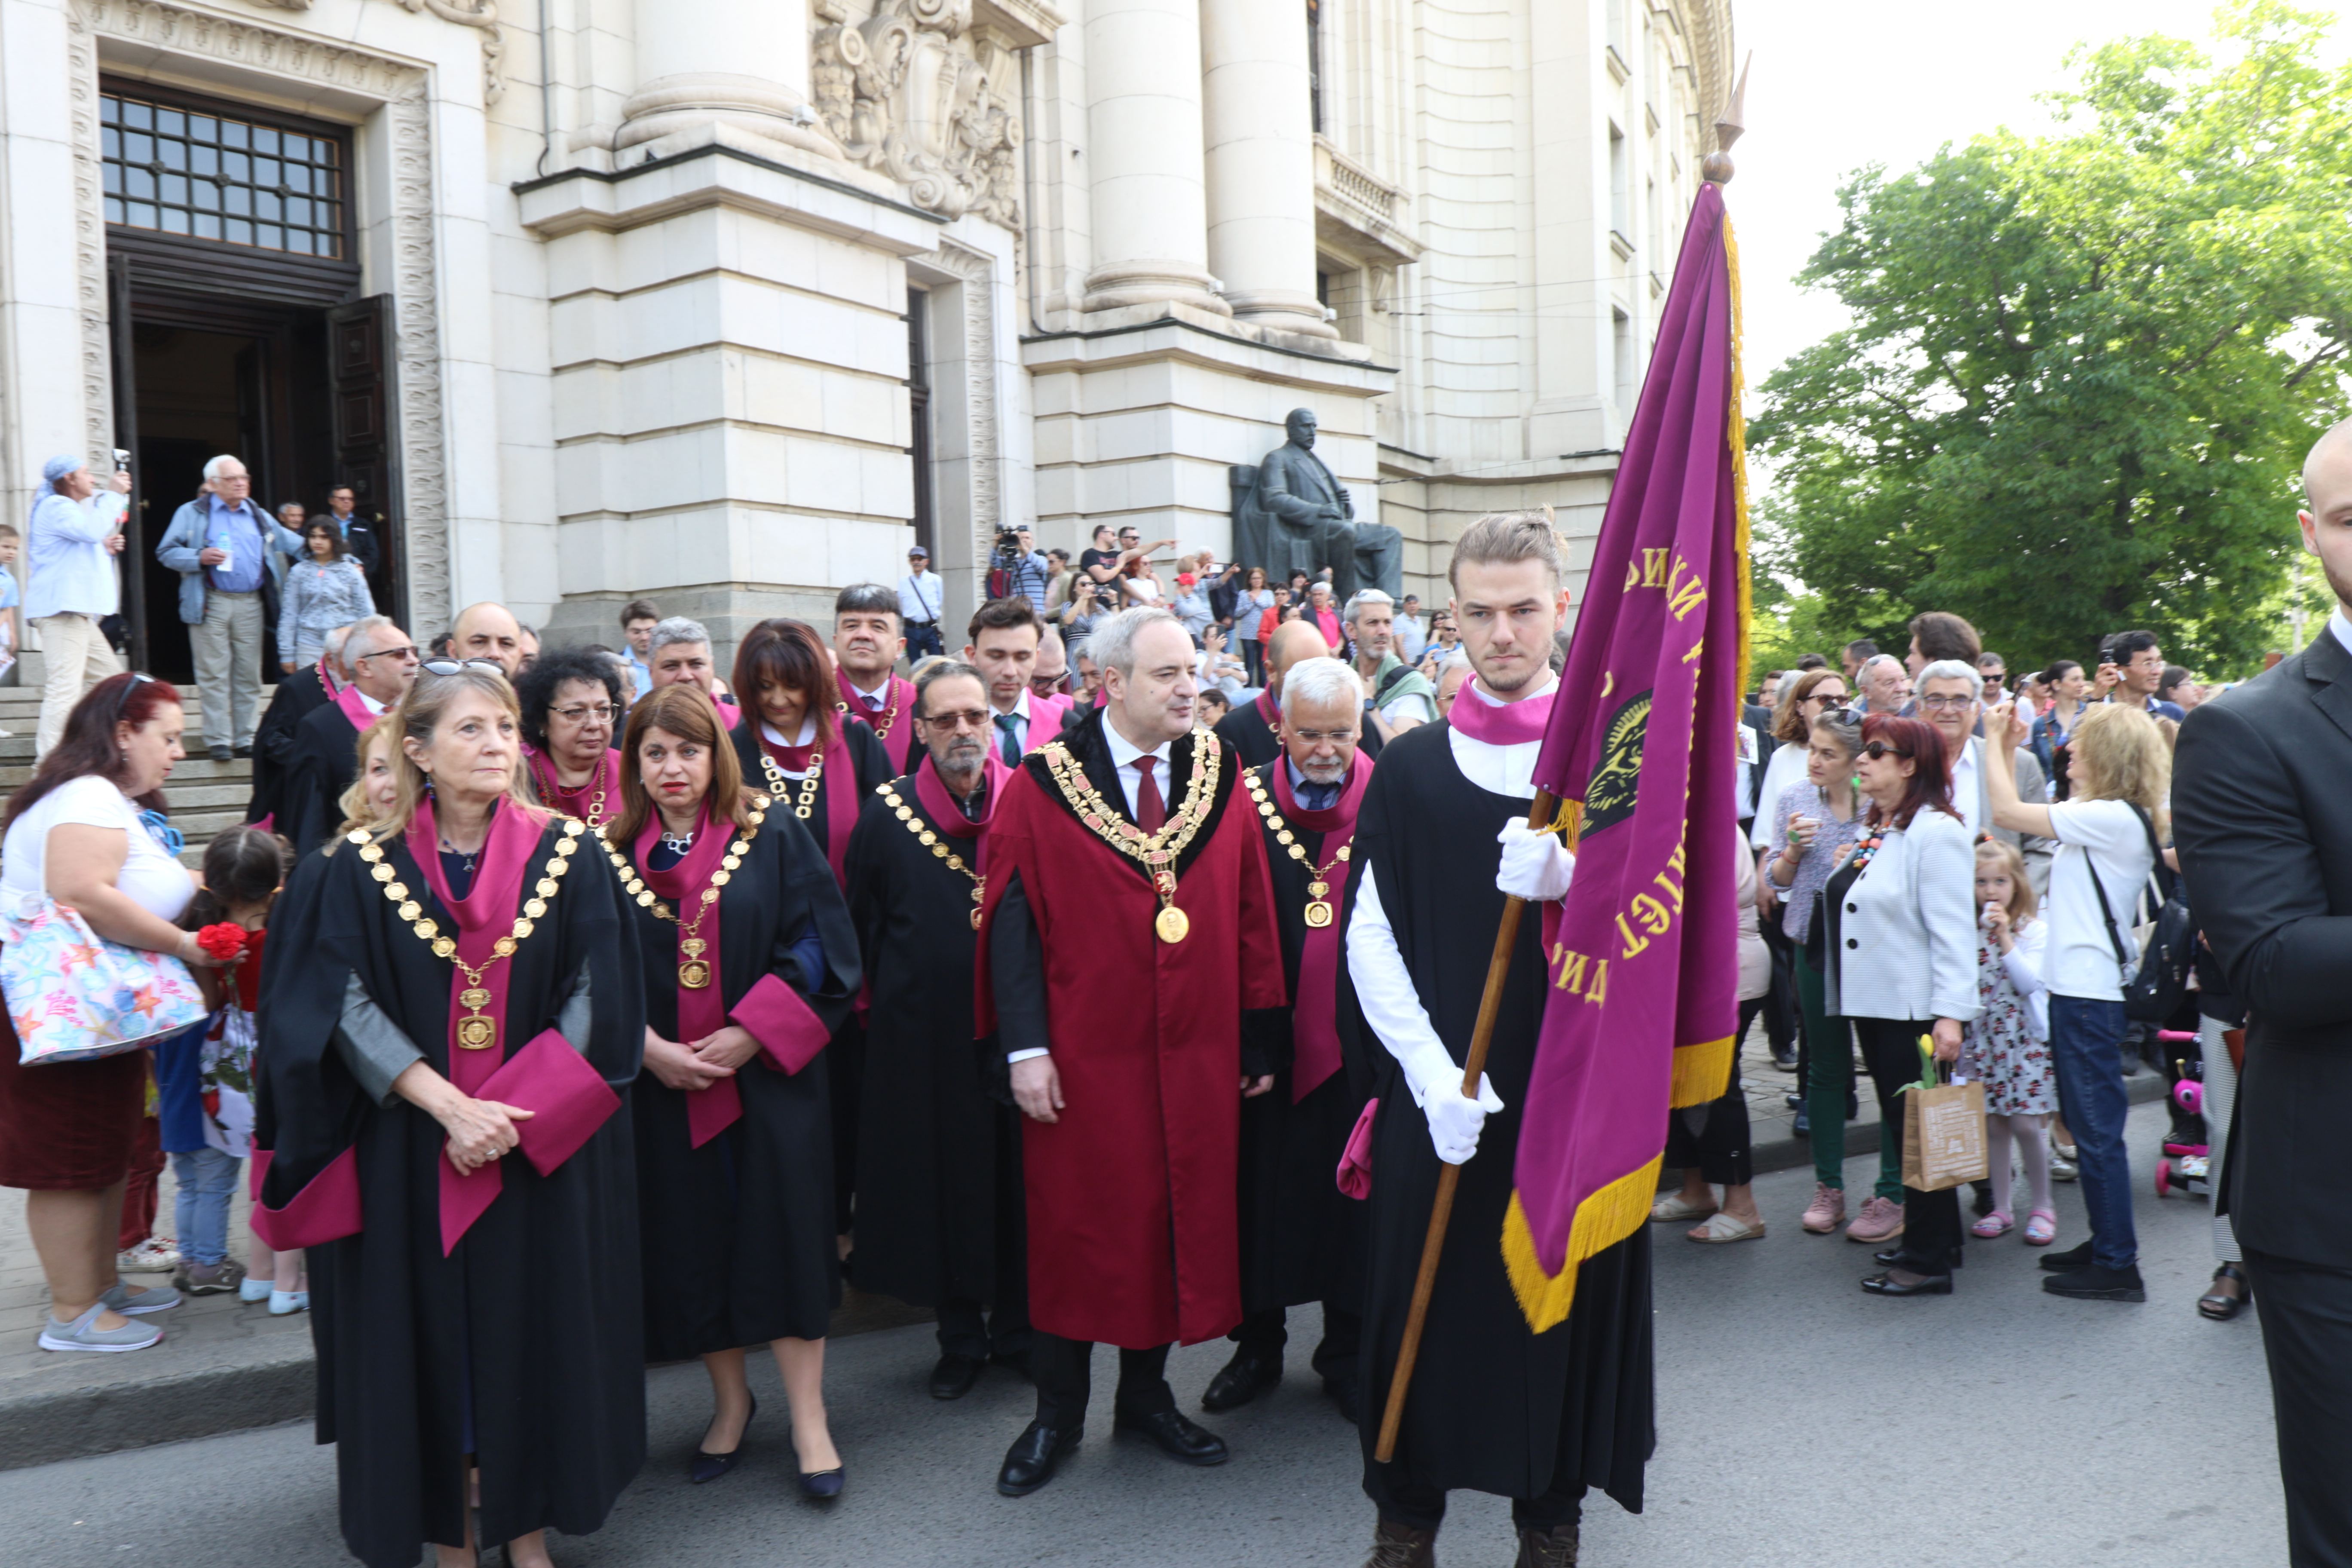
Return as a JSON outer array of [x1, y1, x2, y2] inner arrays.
[[1502, 180, 1752, 1331]]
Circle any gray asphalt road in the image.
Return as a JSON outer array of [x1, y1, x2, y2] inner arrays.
[[0, 1098, 2282, 1567]]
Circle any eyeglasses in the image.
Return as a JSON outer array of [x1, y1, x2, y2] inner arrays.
[[1861, 740, 1912, 761], [419, 658, 506, 679], [1917, 694, 1976, 712], [552, 703, 622, 726], [355, 644, 420, 664], [1029, 674, 1067, 695], [919, 708, 994, 731]]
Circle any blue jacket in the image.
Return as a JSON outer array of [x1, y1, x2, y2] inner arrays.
[[155, 498, 302, 625]]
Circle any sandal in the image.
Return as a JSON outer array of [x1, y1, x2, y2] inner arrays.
[[1687, 1211, 1765, 1244], [1650, 1193, 1718, 1223], [1970, 1210, 2012, 1240], [2198, 1262, 2251, 1322], [2023, 1209, 2057, 1246]]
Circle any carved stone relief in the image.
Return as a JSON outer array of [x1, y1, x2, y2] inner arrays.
[[812, 0, 1025, 229]]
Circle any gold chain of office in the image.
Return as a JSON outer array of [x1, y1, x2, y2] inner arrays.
[[759, 747, 824, 820], [1037, 735, 1220, 943], [350, 817, 586, 1053], [875, 781, 986, 930], [602, 805, 768, 990], [1243, 772, 1352, 929]]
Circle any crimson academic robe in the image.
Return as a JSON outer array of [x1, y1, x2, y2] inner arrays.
[[835, 667, 919, 775], [974, 707, 1286, 1349], [1237, 757, 1369, 1317], [1212, 687, 1284, 771], [845, 756, 1020, 1310]]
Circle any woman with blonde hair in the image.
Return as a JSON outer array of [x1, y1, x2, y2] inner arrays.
[[257, 665, 647, 1568], [604, 683, 861, 1494], [1984, 697, 2166, 1304]]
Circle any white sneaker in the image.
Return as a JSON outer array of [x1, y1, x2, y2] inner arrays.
[[269, 1289, 309, 1316], [239, 1275, 275, 1303], [116, 1237, 179, 1274], [2050, 1155, 2079, 1182]]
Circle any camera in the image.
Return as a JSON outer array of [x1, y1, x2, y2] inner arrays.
[[990, 524, 1026, 575]]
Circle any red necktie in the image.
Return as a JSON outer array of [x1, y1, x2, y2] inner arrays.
[[1133, 756, 1166, 833]]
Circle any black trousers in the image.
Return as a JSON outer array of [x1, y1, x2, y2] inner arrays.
[[937, 1292, 1032, 1363], [1851, 1016, 1962, 1269], [2243, 1248, 2352, 1566], [1663, 995, 1762, 1185], [1756, 916, 1798, 1061], [1365, 1468, 1583, 1534], [1030, 1333, 1174, 1430], [1231, 1303, 1363, 1385], [904, 622, 944, 660]]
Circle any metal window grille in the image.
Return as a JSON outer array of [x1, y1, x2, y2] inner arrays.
[[101, 91, 346, 258]]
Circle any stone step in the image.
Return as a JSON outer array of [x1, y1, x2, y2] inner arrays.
[[0, 756, 250, 790]]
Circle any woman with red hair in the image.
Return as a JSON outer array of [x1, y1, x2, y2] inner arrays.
[[1815, 714, 1981, 1298]]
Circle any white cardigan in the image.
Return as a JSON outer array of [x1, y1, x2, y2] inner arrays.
[[1823, 808, 1981, 1025]]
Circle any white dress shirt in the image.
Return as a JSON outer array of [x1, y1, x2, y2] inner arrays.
[[24, 491, 127, 622], [1100, 711, 1176, 820], [848, 676, 891, 713], [2332, 607, 2352, 660], [1950, 735, 1983, 839], [899, 569, 943, 624], [1347, 674, 1555, 1101]]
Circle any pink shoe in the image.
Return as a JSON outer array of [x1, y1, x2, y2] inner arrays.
[[2023, 1209, 2058, 1246], [1971, 1210, 2013, 1239], [1845, 1196, 1905, 1245], [1801, 1184, 1847, 1234]]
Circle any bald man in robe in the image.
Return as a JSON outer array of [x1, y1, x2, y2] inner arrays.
[[449, 601, 525, 677], [1214, 618, 1332, 769]]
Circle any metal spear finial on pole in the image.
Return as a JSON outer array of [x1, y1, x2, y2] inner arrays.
[[1703, 52, 1752, 185]]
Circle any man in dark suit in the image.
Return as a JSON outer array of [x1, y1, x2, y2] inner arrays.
[[1244, 409, 1402, 601], [2174, 416, 2352, 1568]]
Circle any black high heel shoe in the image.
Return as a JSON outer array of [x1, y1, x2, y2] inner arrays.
[[689, 1393, 756, 1484], [797, 1463, 845, 1501]]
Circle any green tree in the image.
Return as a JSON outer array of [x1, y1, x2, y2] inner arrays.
[[1749, 1, 2352, 679]]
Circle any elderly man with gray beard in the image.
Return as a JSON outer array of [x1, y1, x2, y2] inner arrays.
[[846, 661, 1034, 1402]]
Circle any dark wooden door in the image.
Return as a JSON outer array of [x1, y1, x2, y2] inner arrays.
[[107, 253, 147, 670], [325, 296, 400, 623]]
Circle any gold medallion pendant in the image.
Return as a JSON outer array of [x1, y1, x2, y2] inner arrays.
[[1303, 900, 1333, 929], [456, 1015, 498, 1050], [679, 959, 712, 989], [1155, 905, 1191, 944]]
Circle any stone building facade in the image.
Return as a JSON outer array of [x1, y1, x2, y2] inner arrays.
[[0, 0, 1732, 674]]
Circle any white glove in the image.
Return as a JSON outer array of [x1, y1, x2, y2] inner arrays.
[[1399, 1040, 1507, 1165], [1495, 819, 1575, 901]]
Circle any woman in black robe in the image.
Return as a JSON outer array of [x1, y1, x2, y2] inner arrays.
[[609, 683, 861, 1495], [255, 665, 647, 1568], [729, 618, 888, 1240]]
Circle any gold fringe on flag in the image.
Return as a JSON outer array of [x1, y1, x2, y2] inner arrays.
[[1501, 1154, 1663, 1333], [1670, 1033, 1736, 1109]]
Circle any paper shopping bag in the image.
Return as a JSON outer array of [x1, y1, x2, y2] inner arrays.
[[1902, 1081, 1988, 1191]]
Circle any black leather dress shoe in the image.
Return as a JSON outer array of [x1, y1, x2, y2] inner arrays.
[[1860, 1270, 1952, 1297], [930, 1352, 985, 1400], [1200, 1348, 1281, 1412], [1114, 1406, 1229, 1466], [1323, 1375, 1360, 1426], [997, 1421, 1079, 1497]]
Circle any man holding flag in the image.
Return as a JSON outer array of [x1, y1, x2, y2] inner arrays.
[[1341, 159, 1749, 1567]]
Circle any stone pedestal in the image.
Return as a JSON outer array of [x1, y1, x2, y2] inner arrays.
[[1199, 0, 1334, 338]]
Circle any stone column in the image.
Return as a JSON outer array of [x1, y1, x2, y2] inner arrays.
[[1198, 0, 1335, 337], [1080, 0, 1228, 315], [617, 0, 839, 157]]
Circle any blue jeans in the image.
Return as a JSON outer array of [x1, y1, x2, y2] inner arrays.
[[171, 1147, 240, 1268], [2048, 995, 2136, 1270]]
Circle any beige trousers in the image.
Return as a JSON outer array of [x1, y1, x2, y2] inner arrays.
[[191, 590, 264, 750], [32, 613, 125, 758]]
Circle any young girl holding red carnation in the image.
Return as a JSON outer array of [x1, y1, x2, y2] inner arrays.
[[156, 827, 300, 1306]]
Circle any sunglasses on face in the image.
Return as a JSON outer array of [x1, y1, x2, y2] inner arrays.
[[1860, 740, 1912, 762]]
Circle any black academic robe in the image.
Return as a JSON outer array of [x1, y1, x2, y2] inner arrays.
[[254, 812, 647, 1568], [845, 769, 1021, 1311], [1237, 761, 1367, 1318], [1338, 721, 1654, 1511], [248, 662, 331, 824], [731, 717, 890, 1236], [281, 697, 373, 854], [1213, 691, 1283, 771], [617, 805, 861, 1357]]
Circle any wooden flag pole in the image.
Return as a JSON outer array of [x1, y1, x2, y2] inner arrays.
[[1373, 787, 1559, 1464]]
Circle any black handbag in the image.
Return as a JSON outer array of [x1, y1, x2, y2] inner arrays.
[[2085, 803, 2191, 1024]]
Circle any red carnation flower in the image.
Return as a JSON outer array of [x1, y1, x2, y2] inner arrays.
[[196, 923, 249, 961]]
